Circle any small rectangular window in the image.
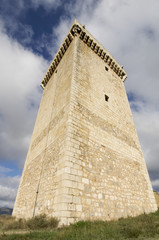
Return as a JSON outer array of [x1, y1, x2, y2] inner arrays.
[[105, 95, 109, 102]]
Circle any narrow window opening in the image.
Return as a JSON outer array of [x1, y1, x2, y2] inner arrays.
[[105, 94, 109, 102], [105, 66, 109, 71]]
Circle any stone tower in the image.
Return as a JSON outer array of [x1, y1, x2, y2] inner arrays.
[[13, 20, 157, 225]]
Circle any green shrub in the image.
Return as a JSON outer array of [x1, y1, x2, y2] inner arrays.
[[26, 214, 59, 230], [2, 218, 26, 230], [0, 215, 27, 230], [47, 216, 59, 228], [122, 226, 142, 238], [0, 214, 58, 231]]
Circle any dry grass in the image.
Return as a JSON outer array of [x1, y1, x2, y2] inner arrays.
[[0, 214, 59, 231]]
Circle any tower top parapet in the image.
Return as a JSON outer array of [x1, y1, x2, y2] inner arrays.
[[41, 19, 127, 89]]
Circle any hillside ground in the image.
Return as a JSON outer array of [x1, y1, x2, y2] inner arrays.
[[0, 210, 159, 239]]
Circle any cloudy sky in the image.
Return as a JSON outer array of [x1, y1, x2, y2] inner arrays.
[[0, 0, 159, 208]]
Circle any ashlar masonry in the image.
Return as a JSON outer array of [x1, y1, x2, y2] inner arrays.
[[13, 20, 157, 225]]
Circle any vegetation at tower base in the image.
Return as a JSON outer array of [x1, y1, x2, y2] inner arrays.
[[1, 210, 159, 239], [0, 214, 58, 231]]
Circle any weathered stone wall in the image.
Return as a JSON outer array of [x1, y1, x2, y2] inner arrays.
[[13, 21, 157, 225], [54, 36, 157, 225], [13, 38, 75, 219]]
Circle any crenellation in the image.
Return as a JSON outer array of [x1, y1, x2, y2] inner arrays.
[[41, 21, 127, 90]]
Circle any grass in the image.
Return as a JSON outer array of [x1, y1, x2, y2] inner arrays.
[[0, 214, 58, 231], [0, 210, 159, 239]]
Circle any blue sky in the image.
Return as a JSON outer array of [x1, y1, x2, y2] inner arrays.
[[0, 0, 159, 208]]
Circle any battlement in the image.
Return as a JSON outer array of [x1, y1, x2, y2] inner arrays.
[[41, 20, 127, 89]]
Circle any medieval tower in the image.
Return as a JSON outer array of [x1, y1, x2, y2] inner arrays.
[[13, 20, 157, 225]]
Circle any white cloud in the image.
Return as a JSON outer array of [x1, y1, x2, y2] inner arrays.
[[132, 105, 159, 184], [0, 20, 48, 168], [0, 0, 62, 15], [0, 176, 20, 208], [0, 166, 13, 174], [52, 18, 71, 50], [152, 179, 159, 191], [30, 0, 62, 10]]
